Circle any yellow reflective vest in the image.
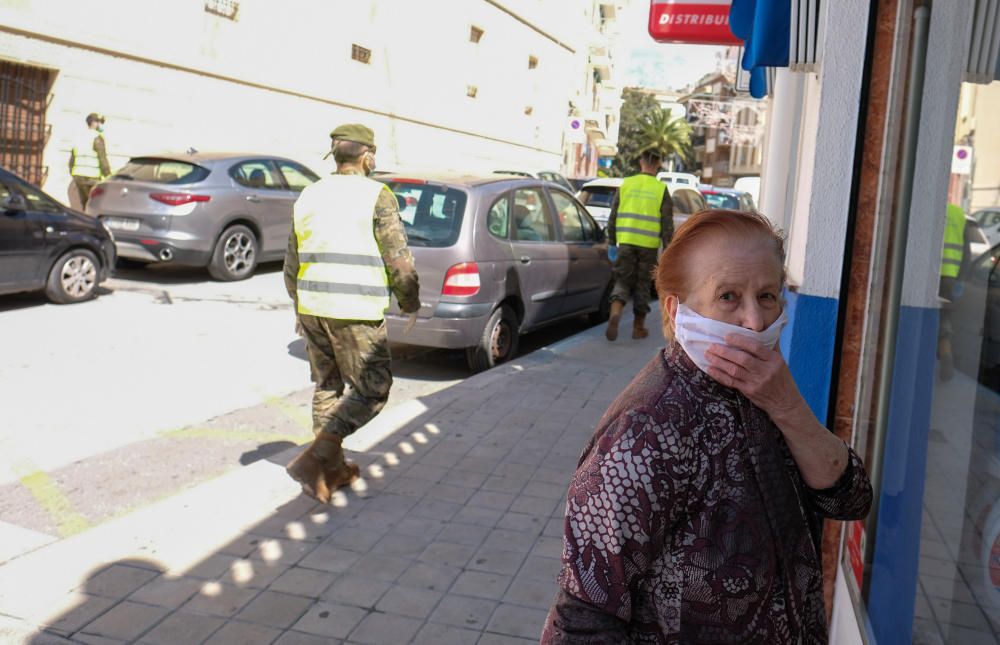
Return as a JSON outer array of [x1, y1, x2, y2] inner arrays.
[[71, 130, 104, 179], [293, 175, 390, 321], [940, 203, 965, 279], [616, 174, 666, 249]]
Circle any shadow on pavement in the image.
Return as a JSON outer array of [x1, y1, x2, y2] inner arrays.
[[16, 313, 656, 644], [110, 261, 284, 286], [240, 442, 299, 467]]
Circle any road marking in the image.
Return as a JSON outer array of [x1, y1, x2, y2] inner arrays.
[[13, 462, 90, 538], [160, 427, 308, 443], [264, 396, 313, 431]]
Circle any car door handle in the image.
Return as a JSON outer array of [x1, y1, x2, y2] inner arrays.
[[519, 256, 531, 265], [246, 195, 261, 203]]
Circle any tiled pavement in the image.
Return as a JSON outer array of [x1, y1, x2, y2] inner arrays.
[[0, 307, 661, 644]]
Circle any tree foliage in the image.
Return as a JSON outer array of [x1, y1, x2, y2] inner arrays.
[[611, 88, 693, 177]]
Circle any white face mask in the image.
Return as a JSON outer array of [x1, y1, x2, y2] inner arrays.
[[673, 303, 788, 375]]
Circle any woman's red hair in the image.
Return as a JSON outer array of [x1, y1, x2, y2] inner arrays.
[[655, 209, 785, 337]]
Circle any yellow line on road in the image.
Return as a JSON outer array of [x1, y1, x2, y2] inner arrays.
[[14, 463, 90, 538], [160, 427, 308, 444], [264, 396, 313, 432]]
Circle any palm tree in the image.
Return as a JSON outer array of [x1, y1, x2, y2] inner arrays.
[[637, 107, 693, 165]]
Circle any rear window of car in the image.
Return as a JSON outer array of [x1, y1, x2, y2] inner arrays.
[[384, 181, 467, 248], [578, 186, 616, 208], [113, 158, 210, 185], [703, 192, 740, 210], [671, 188, 707, 215], [968, 220, 990, 246]]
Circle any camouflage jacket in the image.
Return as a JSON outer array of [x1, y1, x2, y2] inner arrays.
[[284, 168, 421, 315]]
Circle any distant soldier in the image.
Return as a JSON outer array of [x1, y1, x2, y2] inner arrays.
[[284, 123, 420, 503], [605, 148, 674, 341], [70, 113, 111, 209]]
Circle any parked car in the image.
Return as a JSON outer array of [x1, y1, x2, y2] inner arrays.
[[492, 170, 576, 192], [575, 177, 620, 228], [951, 242, 1000, 390], [87, 152, 321, 281], [968, 216, 991, 259], [569, 177, 597, 192], [656, 171, 699, 189], [698, 184, 756, 212], [975, 208, 1000, 247], [576, 178, 709, 230], [380, 173, 612, 372], [0, 167, 115, 303]]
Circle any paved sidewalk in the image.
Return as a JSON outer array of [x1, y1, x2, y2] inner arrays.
[[0, 307, 662, 645]]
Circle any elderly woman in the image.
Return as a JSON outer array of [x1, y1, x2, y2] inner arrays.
[[542, 210, 872, 644]]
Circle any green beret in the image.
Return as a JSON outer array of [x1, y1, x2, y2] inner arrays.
[[329, 123, 375, 147]]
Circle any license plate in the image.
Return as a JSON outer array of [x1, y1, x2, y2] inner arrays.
[[103, 216, 140, 232]]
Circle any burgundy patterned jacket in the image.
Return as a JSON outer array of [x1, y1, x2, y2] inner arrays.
[[542, 345, 872, 644]]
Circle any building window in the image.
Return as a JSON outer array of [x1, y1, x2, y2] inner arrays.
[[204, 0, 239, 20], [524, 106, 534, 116], [351, 44, 372, 64], [466, 85, 478, 98], [528, 55, 539, 70], [470, 26, 484, 43]]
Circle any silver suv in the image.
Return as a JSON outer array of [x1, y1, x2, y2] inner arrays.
[[380, 173, 613, 372], [87, 152, 320, 280]]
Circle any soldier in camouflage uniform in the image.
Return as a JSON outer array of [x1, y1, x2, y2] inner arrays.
[[605, 149, 674, 341], [284, 123, 420, 503]]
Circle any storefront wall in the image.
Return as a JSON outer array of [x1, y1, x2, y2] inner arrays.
[[827, 1, 1000, 643]]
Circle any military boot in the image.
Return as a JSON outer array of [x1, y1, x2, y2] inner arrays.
[[286, 434, 360, 503], [632, 313, 649, 339], [605, 300, 625, 341]]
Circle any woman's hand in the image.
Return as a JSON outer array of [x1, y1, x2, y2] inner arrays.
[[705, 334, 849, 489], [704, 334, 801, 421]]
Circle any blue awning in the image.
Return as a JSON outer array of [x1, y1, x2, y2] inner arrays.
[[730, 0, 792, 98]]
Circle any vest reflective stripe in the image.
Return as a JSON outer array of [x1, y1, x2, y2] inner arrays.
[[617, 174, 666, 249], [298, 252, 384, 266], [71, 131, 103, 178], [940, 203, 965, 279], [294, 175, 389, 320]]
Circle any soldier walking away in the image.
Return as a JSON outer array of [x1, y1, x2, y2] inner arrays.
[[937, 202, 971, 381], [70, 112, 111, 209], [284, 123, 420, 503], [605, 149, 674, 341]]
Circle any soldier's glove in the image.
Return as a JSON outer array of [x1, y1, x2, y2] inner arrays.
[[403, 312, 418, 335], [608, 245, 618, 262]]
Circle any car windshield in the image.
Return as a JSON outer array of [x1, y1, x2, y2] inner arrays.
[[385, 181, 467, 248], [113, 158, 210, 185], [578, 186, 616, 208], [703, 192, 741, 209]]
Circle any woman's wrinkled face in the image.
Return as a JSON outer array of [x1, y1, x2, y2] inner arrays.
[[667, 233, 784, 332]]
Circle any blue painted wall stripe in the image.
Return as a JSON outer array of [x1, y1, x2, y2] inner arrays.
[[780, 290, 839, 422], [866, 304, 939, 644]]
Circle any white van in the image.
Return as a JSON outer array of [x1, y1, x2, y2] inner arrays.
[[656, 172, 699, 189], [734, 176, 761, 207]]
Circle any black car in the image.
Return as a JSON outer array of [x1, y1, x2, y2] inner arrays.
[[0, 168, 115, 303]]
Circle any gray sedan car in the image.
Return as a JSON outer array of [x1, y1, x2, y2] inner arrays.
[[380, 173, 613, 372], [86, 152, 320, 280]]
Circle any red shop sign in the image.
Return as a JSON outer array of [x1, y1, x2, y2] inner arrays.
[[648, 0, 742, 45]]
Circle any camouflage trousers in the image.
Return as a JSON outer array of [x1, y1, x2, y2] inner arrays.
[[73, 176, 100, 210], [610, 244, 659, 315], [298, 314, 393, 439]]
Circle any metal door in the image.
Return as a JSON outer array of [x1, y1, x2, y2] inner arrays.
[[0, 61, 52, 187]]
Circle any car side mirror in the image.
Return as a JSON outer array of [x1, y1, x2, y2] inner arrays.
[[595, 225, 607, 243], [1, 194, 27, 212]]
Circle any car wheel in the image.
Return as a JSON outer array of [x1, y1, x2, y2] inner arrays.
[[466, 304, 519, 373], [45, 248, 100, 304], [589, 282, 613, 324], [208, 224, 258, 281]]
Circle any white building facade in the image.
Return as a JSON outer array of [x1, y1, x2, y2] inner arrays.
[[0, 0, 623, 203]]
